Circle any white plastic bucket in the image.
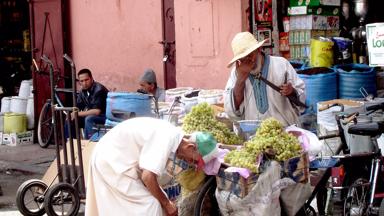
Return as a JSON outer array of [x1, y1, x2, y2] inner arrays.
[[10, 96, 28, 114], [165, 87, 193, 102], [1, 97, 11, 113], [19, 80, 32, 98], [198, 89, 224, 105], [26, 96, 34, 129], [29, 85, 34, 97]]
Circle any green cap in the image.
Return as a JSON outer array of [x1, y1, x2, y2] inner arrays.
[[189, 132, 219, 163]]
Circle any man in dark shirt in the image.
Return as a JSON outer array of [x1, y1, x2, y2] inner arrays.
[[73, 68, 109, 139]]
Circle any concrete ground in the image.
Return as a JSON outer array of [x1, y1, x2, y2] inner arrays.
[[0, 142, 56, 214]]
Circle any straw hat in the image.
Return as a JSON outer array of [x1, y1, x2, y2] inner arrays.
[[227, 32, 266, 68]]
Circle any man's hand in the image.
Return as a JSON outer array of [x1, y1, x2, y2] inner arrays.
[[235, 59, 254, 82], [164, 200, 178, 216], [279, 82, 294, 96]]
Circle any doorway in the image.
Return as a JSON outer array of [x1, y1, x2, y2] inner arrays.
[[161, 0, 176, 89]]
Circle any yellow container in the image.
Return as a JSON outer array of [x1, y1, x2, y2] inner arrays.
[[4, 113, 27, 133], [310, 38, 334, 67]]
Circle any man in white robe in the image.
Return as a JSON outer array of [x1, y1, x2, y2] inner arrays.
[[224, 32, 306, 126], [85, 117, 219, 216]]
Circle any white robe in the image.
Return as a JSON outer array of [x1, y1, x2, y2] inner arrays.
[[85, 117, 183, 216], [224, 56, 306, 126]]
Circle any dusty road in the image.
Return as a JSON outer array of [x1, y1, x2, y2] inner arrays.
[[0, 143, 56, 212]]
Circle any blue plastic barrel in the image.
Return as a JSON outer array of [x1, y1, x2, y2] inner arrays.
[[297, 68, 337, 113], [106, 92, 153, 122], [335, 64, 376, 99]]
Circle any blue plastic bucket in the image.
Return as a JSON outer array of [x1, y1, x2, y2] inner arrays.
[[297, 68, 337, 113], [335, 64, 376, 99], [106, 92, 153, 122]]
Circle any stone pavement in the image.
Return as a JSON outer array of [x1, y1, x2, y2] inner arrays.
[[0, 142, 56, 213]]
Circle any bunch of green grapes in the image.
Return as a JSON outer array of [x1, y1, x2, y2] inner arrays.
[[255, 117, 284, 138], [182, 103, 243, 145], [244, 117, 302, 161], [224, 149, 259, 173]]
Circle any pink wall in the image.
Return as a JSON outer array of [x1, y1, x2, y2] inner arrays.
[[68, 0, 243, 91], [68, 0, 164, 92], [174, 0, 243, 89]]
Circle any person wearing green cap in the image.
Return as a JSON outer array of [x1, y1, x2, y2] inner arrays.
[[85, 117, 219, 216]]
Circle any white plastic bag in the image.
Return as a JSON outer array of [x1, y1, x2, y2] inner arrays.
[[286, 125, 322, 161], [215, 161, 292, 216], [280, 182, 312, 216]]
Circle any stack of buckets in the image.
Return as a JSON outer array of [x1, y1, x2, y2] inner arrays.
[[0, 80, 34, 135]]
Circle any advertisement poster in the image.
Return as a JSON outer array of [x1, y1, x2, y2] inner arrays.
[[366, 23, 384, 66], [254, 0, 273, 47]]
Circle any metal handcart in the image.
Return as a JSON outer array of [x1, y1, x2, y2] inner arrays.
[[16, 54, 84, 216]]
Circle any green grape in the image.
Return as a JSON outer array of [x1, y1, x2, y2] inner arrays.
[[182, 102, 243, 145]]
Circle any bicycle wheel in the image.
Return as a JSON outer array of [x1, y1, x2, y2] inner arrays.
[[38, 102, 53, 148], [16, 179, 48, 216], [379, 198, 384, 216], [295, 204, 316, 216], [194, 176, 221, 216], [343, 178, 370, 216], [44, 183, 80, 216]]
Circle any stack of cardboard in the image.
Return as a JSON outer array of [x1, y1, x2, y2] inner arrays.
[[288, 0, 341, 62]]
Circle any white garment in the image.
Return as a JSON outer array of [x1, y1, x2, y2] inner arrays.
[[85, 117, 184, 216], [224, 56, 305, 126]]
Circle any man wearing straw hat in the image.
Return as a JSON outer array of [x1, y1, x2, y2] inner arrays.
[[224, 32, 305, 126]]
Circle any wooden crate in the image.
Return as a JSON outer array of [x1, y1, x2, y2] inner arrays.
[[215, 167, 259, 198]]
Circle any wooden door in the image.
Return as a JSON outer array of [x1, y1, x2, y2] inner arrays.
[[29, 0, 65, 127], [161, 0, 176, 89]]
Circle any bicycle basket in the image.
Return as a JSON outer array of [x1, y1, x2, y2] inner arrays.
[[310, 157, 339, 169]]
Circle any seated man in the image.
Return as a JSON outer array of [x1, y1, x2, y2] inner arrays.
[[138, 68, 165, 102], [73, 68, 109, 139]]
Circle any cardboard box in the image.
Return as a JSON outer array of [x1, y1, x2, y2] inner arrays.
[[290, 15, 339, 30], [288, 5, 340, 16], [289, 0, 340, 7], [216, 167, 259, 198], [6, 131, 33, 147]]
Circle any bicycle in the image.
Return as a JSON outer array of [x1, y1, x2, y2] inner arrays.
[[342, 102, 384, 216], [192, 102, 371, 216], [37, 54, 76, 148]]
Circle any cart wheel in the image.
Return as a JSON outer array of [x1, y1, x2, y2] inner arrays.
[[38, 102, 53, 148], [194, 176, 221, 216], [343, 178, 370, 216], [16, 179, 48, 216], [44, 183, 80, 216]]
